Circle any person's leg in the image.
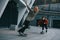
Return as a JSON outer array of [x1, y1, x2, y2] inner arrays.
[[45, 24, 48, 32], [18, 20, 30, 34], [41, 24, 44, 32], [40, 24, 44, 34], [18, 26, 27, 33], [20, 24, 29, 33], [18, 27, 26, 35]]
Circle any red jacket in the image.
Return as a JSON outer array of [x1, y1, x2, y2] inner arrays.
[[44, 19, 48, 25], [38, 19, 48, 25], [38, 20, 42, 25]]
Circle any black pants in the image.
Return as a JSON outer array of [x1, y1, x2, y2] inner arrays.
[[18, 20, 30, 33], [42, 24, 48, 30]]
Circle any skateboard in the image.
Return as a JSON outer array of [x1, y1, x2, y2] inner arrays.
[[18, 34, 27, 37], [40, 31, 47, 34]]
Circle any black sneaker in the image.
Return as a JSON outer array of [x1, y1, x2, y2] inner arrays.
[[19, 33, 27, 37], [18, 32, 22, 35], [40, 31, 44, 34]]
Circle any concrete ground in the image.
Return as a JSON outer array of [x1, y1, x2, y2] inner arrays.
[[0, 26, 60, 40]]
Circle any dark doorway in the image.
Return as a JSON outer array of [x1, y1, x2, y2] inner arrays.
[[53, 20, 60, 28], [0, 0, 18, 28]]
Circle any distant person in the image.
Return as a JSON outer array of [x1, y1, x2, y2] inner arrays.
[[18, 4, 39, 35], [41, 16, 48, 34]]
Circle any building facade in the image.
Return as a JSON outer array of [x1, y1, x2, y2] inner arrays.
[[0, 0, 60, 29]]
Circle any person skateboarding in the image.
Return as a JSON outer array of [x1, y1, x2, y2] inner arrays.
[[40, 16, 48, 34], [18, 3, 39, 36]]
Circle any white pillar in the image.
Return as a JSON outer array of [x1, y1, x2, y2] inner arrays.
[[15, 0, 35, 31], [0, 0, 9, 18]]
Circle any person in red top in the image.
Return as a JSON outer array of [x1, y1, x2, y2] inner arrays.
[[41, 16, 48, 34]]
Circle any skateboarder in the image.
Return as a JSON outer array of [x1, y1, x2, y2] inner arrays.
[[18, 4, 39, 36], [41, 16, 48, 34]]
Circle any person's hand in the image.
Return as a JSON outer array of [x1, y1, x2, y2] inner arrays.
[[44, 23, 45, 24]]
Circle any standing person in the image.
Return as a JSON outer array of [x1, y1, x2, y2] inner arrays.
[[41, 16, 48, 34], [18, 4, 39, 35]]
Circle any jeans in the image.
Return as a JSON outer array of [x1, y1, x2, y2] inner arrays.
[[18, 20, 30, 33]]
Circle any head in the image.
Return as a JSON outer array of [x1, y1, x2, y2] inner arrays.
[[33, 6, 39, 13], [42, 16, 46, 20]]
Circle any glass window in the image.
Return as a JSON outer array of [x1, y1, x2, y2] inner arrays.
[[52, 0, 56, 3]]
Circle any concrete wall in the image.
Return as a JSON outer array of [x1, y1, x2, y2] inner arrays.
[[0, 0, 18, 28], [49, 16, 60, 27]]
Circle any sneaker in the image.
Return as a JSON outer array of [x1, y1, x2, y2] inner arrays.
[[18, 32, 22, 35], [40, 31, 44, 34], [19, 33, 27, 37]]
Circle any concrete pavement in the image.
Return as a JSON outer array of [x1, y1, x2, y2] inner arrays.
[[0, 26, 60, 40]]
